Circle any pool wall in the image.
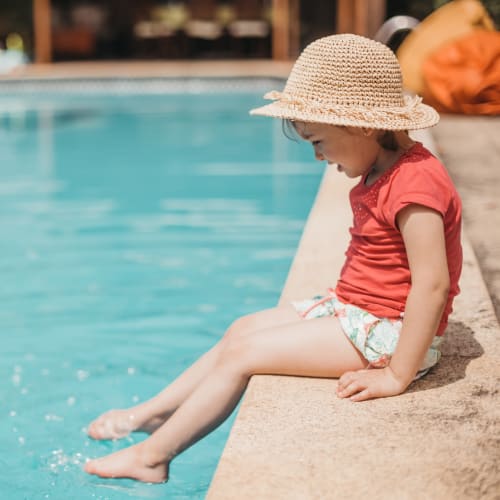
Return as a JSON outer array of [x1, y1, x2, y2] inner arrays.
[[207, 130, 500, 499]]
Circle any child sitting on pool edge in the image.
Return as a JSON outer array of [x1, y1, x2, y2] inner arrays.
[[84, 34, 462, 483]]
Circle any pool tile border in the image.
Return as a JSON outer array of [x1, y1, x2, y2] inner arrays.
[[0, 76, 285, 95]]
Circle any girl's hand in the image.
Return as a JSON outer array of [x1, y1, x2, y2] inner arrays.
[[336, 366, 408, 402]]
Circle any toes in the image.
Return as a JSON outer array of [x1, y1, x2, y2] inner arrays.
[[86, 410, 138, 441], [86, 423, 99, 439], [87, 421, 104, 440], [84, 459, 114, 478], [84, 460, 97, 474]]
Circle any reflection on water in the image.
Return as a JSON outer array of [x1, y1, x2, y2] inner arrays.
[[0, 108, 104, 132]]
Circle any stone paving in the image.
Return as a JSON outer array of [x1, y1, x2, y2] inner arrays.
[[433, 115, 500, 322]]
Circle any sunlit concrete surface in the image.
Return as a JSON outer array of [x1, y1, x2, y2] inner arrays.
[[433, 116, 500, 322]]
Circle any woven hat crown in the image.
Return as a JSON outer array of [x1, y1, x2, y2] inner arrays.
[[250, 34, 439, 130], [285, 34, 404, 109]]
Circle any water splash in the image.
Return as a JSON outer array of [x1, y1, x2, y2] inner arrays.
[[76, 370, 90, 381], [45, 414, 64, 422], [45, 449, 88, 474]]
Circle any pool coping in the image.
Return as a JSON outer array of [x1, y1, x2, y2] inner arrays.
[[206, 130, 500, 499], [0, 60, 293, 81]]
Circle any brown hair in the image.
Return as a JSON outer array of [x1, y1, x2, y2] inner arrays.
[[282, 119, 300, 141], [284, 119, 401, 152], [377, 130, 399, 151]]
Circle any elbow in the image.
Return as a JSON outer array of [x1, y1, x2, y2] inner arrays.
[[413, 273, 450, 305], [438, 282, 450, 307], [431, 274, 450, 306]]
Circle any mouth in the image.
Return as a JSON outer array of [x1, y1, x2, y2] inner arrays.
[[328, 163, 342, 172]]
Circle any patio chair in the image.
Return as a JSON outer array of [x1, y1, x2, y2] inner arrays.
[[227, 0, 271, 57], [184, 0, 224, 41], [228, 0, 270, 37], [52, 3, 108, 58], [133, 3, 190, 58], [373, 15, 420, 51]]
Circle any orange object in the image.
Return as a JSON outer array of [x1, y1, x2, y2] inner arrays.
[[396, 0, 495, 94], [422, 30, 500, 115]]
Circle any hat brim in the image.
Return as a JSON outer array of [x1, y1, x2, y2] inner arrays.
[[250, 99, 440, 131]]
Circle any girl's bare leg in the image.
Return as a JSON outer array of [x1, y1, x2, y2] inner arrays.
[[87, 305, 302, 440], [84, 315, 367, 482]]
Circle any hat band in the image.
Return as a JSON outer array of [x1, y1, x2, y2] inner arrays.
[[264, 90, 424, 123]]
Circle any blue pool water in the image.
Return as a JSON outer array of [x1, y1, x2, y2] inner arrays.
[[0, 81, 322, 499]]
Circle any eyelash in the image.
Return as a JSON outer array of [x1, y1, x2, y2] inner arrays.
[[312, 140, 321, 146]]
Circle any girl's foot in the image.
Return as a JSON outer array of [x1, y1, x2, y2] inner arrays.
[[87, 408, 165, 440], [84, 443, 169, 483]]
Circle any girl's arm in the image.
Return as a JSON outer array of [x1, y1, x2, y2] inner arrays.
[[337, 204, 450, 401]]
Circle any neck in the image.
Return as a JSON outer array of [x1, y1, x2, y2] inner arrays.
[[376, 132, 415, 169], [367, 138, 416, 186]]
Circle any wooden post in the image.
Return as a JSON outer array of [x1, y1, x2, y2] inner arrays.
[[287, 0, 300, 59], [336, 0, 386, 38], [336, 0, 355, 34], [272, 0, 300, 60], [33, 0, 52, 63], [365, 0, 386, 38], [272, 0, 289, 60]]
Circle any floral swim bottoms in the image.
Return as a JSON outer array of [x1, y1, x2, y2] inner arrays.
[[292, 289, 442, 379]]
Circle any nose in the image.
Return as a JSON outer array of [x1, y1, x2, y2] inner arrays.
[[313, 146, 324, 161]]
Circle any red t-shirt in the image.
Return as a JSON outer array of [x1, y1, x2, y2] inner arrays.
[[335, 143, 462, 336]]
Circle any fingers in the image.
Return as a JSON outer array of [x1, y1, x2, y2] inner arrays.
[[336, 366, 405, 402], [336, 372, 363, 399], [336, 369, 378, 401], [348, 389, 371, 402], [337, 378, 372, 401]]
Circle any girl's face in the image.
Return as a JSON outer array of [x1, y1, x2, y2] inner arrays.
[[294, 122, 380, 178]]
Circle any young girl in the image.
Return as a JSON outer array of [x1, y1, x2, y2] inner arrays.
[[84, 34, 462, 483]]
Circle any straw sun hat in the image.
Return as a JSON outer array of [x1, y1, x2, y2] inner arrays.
[[250, 34, 439, 130]]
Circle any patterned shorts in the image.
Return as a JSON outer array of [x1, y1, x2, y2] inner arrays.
[[292, 289, 442, 379]]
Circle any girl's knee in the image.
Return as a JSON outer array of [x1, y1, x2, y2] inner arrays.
[[216, 330, 255, 376], [223, 314, 258, 342]]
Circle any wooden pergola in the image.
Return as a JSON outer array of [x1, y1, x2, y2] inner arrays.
[[33, 0, 386, 63]]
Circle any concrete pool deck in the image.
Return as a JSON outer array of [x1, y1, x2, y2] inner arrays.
[[2, 63, 499, 498]]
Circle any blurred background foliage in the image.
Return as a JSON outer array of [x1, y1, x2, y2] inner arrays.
[[0, 0, 32, 51]]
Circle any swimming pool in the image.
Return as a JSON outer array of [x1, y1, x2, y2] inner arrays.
[[0, 79, 322, 499]]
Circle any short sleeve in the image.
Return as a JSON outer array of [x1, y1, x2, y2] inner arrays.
[[380, 158, 451, 229]]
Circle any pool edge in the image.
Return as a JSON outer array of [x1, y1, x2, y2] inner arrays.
[[0, 60, 293, 81]]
